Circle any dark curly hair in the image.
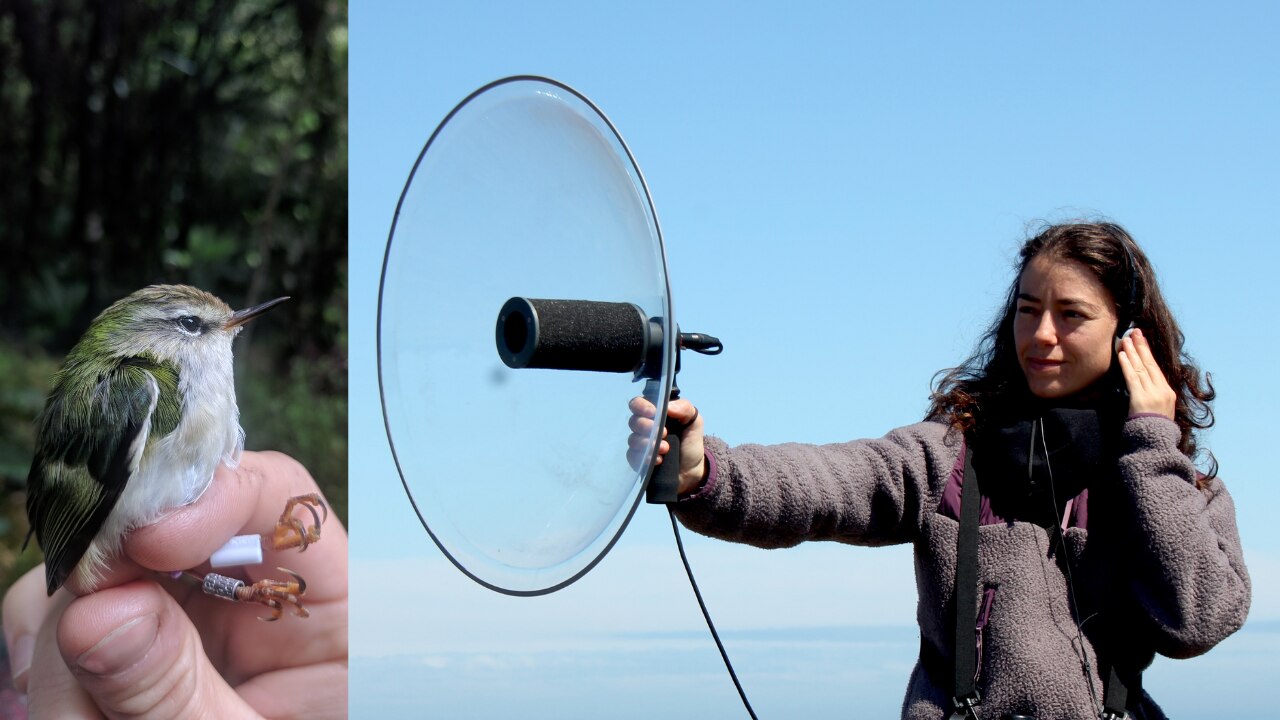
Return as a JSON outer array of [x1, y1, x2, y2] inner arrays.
[[927, 221, 1217, 483]]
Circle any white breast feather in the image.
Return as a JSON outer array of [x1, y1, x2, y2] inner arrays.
[[73, 340, 243, 589]]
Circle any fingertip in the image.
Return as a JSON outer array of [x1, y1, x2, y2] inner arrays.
[[3, 565, 56, 691], [1115, 348, 1134, 374], [57, 582, 165, 666], [72, 612, 159, 677], [21, 587, 95, 718], [241, 450, 316, 491], [628, 396, 656, 418], [8, 632, 33, 692], [668, 398, 698, 423], [3, 565, 51, 636], [56, 585, 166, 707], [56, 580, 252, 718]]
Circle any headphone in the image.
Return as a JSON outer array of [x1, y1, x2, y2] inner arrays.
[[1112, 229, 1142, 354]]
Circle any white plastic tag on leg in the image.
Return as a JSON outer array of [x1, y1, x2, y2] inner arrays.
[[210, 534, 264, 568]]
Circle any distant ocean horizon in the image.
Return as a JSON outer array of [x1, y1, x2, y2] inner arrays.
[[351, 618, 1275, 718]]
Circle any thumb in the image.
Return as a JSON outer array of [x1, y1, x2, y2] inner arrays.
[[57, 580, 258, 720]]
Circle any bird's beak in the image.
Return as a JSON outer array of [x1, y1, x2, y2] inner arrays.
[[226, 296, 290, 329]]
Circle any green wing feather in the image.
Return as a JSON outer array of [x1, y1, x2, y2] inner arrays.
[[25, 355, 181, 595]]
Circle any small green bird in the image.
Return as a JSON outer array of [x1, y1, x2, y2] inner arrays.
[[24, 284, 289, 596]]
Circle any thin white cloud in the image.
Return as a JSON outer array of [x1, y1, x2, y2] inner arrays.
[[351, 528, 919, 659]]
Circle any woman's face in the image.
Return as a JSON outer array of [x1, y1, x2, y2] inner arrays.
[[1013, 255, 1119, 399]]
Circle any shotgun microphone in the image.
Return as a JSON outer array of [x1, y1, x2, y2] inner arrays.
[[496, 297, 663, 379]]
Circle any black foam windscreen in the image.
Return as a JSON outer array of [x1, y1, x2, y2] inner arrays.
[[496, 297, 653, 374]]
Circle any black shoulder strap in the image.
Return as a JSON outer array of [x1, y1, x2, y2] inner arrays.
[[1102, 665, 1129, 718], [951, 446, 981, 718]]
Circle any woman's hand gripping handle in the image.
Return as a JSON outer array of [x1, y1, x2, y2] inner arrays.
[[628, 397, 707, 501]]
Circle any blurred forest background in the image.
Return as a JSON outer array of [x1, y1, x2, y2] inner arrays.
[[0, 0, 348, 596]]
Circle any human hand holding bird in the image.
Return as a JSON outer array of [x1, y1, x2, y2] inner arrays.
[[4, 450, 349, 719]]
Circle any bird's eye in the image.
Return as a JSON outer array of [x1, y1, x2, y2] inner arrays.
[[177, 316, 203, 334]]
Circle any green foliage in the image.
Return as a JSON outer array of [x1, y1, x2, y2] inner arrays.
[[239, 342, 348, 525], [236, 254, 349, 522], [0, 342, 56, 591], [0, 343, 56, 483], [0, 0, 348, 355]]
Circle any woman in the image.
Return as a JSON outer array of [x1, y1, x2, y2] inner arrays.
[[629, 222, 1249, 719]]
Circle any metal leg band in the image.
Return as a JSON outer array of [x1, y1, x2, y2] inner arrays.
[[202, 573, 245, 602]]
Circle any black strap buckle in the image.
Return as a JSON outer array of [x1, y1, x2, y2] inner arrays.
[[1099, 711, 1127, 720], [950, 693, 981, 720]]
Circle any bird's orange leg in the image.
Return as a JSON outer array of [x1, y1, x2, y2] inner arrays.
[[272, 493, 328, 552], [201, 567, 309, 621]]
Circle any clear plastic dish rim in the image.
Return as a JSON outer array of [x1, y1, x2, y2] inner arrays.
[[375, 75, 677, 596]]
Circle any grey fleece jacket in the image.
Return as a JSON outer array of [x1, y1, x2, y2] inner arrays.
[[674, 416, 1250, 719]]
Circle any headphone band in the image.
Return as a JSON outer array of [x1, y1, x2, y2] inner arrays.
[[1112, 228, 1141, 331]]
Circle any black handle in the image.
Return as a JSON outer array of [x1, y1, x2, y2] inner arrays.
[[646, 413, 687, 504]]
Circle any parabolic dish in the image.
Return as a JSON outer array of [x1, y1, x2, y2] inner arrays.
[[377, 76, 675, 595]]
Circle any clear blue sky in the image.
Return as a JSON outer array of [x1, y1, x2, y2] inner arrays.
[[349, 3, 1279, 717]]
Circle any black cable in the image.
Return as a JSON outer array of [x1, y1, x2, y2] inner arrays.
[[667, 506, 759, 720], [1038, 418, 1103, 714]]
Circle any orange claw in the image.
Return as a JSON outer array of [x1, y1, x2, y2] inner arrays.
[[232, 567, 310, 621], [272, 493, 328, 552]]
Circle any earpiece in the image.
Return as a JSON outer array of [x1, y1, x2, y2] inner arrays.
[[1114, 323, 1135, 355]]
